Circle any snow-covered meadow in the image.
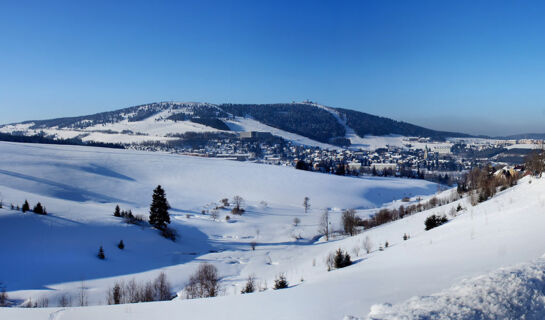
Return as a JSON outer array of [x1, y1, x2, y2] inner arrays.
[[1, 141, 545, 319]]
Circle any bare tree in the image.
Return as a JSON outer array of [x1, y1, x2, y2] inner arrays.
[[210, 209, 219, 221], [525, 146, 545, 177], [342, 209, 358, 236], [78, 280, 88, 306], [154, 272, 171, 301], [107, 282, 123, 305], [319, 209, 330, 241], [303, 197, 310, 213], [232, 196, 245, 214], [363, 236, 372, 254], [58, 294, 71, 307], [185, 263, 220, 299]]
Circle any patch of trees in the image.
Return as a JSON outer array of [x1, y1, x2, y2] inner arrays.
[[218, 103, 346, 144], [185, 263, 220, 299], [0, 132, 124, 149], [273, 274, 289, 290], [20, 200, 47, 215], [167, 113, 231, 131], [107, 273, 172, 304], [525, 150, 545, 177], [326, 249, 352, 271], [113, 205, 144, 225], [358, 193, 461, 230], [425, 214, 448, 230], [457, 166, 519, 203]]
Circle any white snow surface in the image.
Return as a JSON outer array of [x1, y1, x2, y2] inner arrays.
[[367, 256, 545, 320], [1, 142, 545, 319], [224, 117, 340, 149]]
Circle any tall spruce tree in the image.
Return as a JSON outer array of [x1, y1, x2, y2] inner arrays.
[[114, 205, 121, 217], [149, 185, 170, 230]]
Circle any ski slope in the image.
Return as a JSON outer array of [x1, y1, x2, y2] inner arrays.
[[1, 142, 545, 319]]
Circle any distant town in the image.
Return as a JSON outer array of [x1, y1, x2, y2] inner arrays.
[[131, 131, 542, 185]]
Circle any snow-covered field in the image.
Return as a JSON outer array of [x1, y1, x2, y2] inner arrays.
[[1, 141, 545, 319]]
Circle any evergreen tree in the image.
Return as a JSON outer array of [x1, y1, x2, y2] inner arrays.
[[117, 240, 124, 250], [22, 200, 30, 213], [114, 205, 121, 217], [149, 185, 171, 230], [98, 246, 105, 260], [33, 202, 44, 214]]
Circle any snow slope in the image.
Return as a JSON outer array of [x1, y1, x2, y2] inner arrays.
[[2, 142, 545, 319], [0, 142, 435, 309], [367, 256, 545, 319]]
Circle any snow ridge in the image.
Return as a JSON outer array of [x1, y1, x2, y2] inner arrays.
[[367, 256, 545, 320]]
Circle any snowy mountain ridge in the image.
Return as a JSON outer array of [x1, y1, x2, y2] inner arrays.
[[0, 102, 470, 150]]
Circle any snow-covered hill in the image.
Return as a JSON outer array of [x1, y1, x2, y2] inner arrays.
[[0, 102, 468, 150], [2, 142, 545, 319]]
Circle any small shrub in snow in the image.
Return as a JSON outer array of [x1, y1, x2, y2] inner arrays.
[[425, 214, 448, 231], [0, 285, 8, 307], [117, 240, 125, 250], [333, 249, 352, 269], [385, 241, 389, 248], [241, 275, 256, 294], [185, 263, 220, 299], [225, 215, 231, 221], [363, 236, 373, 254], [303, 196, 310, 213], [220, 198, 229, 207], [326, 252, 335, 271], [98, 246, 105, 260], [22, 200, 30, 213], [449, 207, 457, 218], [293, 217, 301, 226], [33, 202, 45, 215], [273, 274, 288, 290], [403, 233, 408, 241]]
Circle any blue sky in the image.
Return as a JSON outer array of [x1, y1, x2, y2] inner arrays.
[[1, 0, 545, 136]]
